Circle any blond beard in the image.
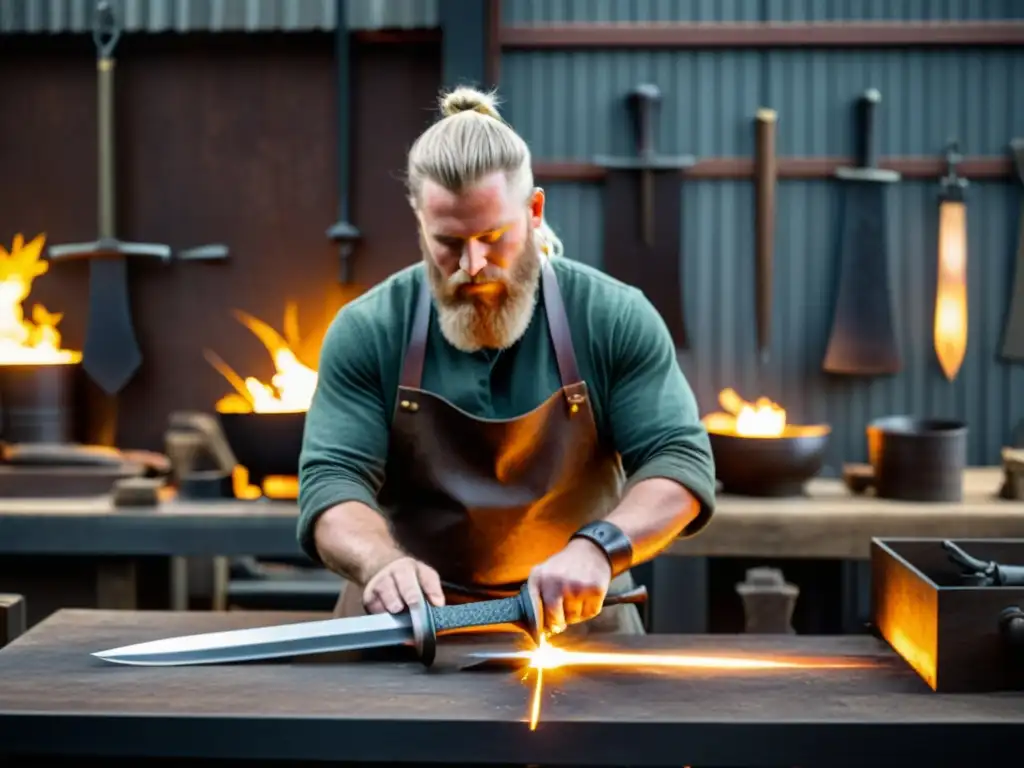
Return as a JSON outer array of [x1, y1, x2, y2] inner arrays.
[[422, 230, 541, 353]]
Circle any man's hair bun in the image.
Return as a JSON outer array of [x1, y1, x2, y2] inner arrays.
[[439, 87, 503, 120]]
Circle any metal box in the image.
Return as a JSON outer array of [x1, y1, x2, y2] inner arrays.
[[870, 537, 1024, 692]]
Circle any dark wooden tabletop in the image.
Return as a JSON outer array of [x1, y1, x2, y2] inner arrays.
[[0, 609, 1021, 766]]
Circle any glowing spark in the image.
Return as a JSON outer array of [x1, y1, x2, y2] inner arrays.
[[517, 634, 869, 730]]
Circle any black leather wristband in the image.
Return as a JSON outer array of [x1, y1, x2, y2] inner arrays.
[[570, 520, 633, 577]]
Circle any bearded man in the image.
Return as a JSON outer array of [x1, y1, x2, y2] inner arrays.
[[297, 87, 716, 637]]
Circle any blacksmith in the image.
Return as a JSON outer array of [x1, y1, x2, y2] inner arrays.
[[297, 87, 716, 636]]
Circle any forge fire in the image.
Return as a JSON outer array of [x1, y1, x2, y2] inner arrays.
[[700, 388, 831, 497], [205, 301, 317, 414], [0, 233, 80, 366]]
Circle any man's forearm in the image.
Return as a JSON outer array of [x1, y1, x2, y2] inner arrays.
[[602, 477, 701, 565], [313, 501, 406, 585]]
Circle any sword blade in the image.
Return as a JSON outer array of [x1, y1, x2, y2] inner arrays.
[[640, 167, 654, 247], [92, 612, 415, 666], [822, 177, 901, 375]]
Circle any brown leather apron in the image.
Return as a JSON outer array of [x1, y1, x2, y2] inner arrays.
[[334, 257, 645, 636]]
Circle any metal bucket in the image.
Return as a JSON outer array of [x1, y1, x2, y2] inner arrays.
[[0, 363, 79, 444], [867, 416, 968, 502]]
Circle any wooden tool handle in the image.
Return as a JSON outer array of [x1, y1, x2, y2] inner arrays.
[[754, 108, 777, 362]]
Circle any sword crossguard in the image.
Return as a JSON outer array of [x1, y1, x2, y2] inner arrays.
[[176, 244, 230, 262], [327, 219, 362, 283], [46, 238, 172, 264], [940, 139, 968, 202]]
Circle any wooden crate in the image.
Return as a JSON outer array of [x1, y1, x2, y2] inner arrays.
[[871, 537, 1024, 692]]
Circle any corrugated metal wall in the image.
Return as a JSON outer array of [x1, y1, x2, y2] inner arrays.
[[0, 0, 438, 33], [500, 2, 1024, 468], [503, 0, 1024, 23]]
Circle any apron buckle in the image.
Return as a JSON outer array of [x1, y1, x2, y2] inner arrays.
[[566, 392, 586, 414]]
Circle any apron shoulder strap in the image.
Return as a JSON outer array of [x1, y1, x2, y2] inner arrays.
[[541, 257, 582, 388], [400, 271, 432, 389], [399, 257, 583, 390]]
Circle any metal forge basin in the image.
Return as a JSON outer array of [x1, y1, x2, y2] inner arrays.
[[707, 424, 831, 497], [871, 537, 1024, 692], [217, 410, 306, 488]]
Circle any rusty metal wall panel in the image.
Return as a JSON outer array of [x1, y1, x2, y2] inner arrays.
[[0, 0, 438, 33], [502, 43, 1024, 467], [503, 0, 1022, 23]]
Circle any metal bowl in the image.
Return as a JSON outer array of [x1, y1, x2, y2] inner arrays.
[[217, 410, 306, 486], [707, 425, 831, 497]]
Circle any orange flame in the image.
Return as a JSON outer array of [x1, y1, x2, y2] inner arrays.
[[0, 233, 81, 366], [701, 387, 787, 437], [205, 302, 317, 414]]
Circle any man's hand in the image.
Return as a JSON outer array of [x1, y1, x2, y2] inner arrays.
[[528, 538, 612, 635], [363, 556, 446, 614]]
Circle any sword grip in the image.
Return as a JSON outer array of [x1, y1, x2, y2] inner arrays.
[[857, 89, 881, 169], [431, 592, 530, 635], [628, 83, 662, 159]]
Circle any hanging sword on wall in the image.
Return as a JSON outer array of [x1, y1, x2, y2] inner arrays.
[[46, 1, 228, 446], [595, 84, 695, 348]]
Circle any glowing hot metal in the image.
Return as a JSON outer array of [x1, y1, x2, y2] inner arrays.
[[477, 635, 874, 730]]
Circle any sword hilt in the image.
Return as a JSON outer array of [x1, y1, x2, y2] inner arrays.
[[857, 88, 880, 169], [408, 582, 649, 667], [627, 83, 661, 160]]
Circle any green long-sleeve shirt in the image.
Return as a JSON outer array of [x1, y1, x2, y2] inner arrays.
[[297, 256, 717, 563]]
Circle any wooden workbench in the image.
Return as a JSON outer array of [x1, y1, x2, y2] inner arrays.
[[2, 467, 1018, 563], [671, 467, 1024, 560], [0, 609, 1020, 767]]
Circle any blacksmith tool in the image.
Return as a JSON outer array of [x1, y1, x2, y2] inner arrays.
[[999, 138, 1024, 361], [822, 88, 902, 376], [92, 582, 648, 668], [754, 108, 778, 364], [46, 1, 227, 444], [934, 140, 969, 381], [325, 0, 361, 283], [595, 84, 695, 348], [942, 540, 1024, 587]]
